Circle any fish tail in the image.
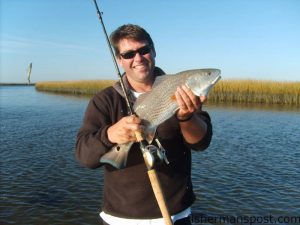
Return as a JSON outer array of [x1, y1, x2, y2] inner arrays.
[[100, 143, 133, 169]]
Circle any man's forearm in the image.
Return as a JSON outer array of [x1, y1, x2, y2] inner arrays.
[[179, 113, 208, 144]]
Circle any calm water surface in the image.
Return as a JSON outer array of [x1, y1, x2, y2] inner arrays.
[[0, 86, 299, 225]]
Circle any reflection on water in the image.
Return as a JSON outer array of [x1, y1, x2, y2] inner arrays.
[[1, 86, 299, 225]]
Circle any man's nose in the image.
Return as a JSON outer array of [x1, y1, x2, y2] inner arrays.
[[133, 52, 143, 61]]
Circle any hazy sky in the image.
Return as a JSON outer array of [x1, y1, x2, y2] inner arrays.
[[1, 0, 300, 83]]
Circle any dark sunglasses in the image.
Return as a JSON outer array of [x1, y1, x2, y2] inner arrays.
[[119, 45, 152, 59]]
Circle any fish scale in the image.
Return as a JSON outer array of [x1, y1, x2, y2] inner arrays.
[[135, 72, 191, 134]]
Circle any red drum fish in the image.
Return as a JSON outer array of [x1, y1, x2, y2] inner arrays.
[[101, 68, 221, 169]]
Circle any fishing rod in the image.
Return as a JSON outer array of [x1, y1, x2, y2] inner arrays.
[[92, 0, 133, 115], [92, 1, 173, 224]]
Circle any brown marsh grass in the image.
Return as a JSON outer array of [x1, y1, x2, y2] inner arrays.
[[35, 80, 115, 95], [35, 79, 300, 106], [209, 79, 300, 106]]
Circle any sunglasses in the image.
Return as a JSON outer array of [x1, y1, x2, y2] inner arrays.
[[119, 45, 152, 59]]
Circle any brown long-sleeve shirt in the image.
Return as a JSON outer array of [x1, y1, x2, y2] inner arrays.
[[75, 67, 212, 218]]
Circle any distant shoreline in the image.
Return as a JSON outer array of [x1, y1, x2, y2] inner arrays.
[[0, 83, 35, 86], [34, 79, 300, 106]]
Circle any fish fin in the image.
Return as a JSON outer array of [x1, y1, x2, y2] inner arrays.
[[152, 75, 172, 89], [145, 127, 157, 144], [170, 94, 177, 101], [100, 143, 133, 169]]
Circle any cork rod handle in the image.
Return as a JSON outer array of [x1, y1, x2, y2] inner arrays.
[[148, 169, 173, 225]]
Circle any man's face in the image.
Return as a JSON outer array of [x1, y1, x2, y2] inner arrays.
[[117, 38, 156, 86]]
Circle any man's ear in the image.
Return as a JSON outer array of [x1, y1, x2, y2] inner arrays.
[[152, 48, 156, 58], [117, 56, 123, 67]]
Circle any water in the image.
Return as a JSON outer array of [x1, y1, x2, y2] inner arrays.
[[0, 86, 299, 225]]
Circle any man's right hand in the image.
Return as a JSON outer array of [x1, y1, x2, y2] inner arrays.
[[107, 115, 143, 144]]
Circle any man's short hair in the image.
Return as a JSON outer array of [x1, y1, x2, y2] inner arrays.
[[110, 24, 154, 57]]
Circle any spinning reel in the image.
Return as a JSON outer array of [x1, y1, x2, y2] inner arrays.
[[140, 138, 170, 170]]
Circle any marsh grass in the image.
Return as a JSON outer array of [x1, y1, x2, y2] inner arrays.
[[35, 79, 300, 106], [209, 80, 300, 106], [35, 80, 115, 95]]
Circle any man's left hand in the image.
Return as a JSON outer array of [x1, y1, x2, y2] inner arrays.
[[175, 85, 206, 120]]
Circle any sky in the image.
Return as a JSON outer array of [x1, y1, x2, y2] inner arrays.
[[1, 0, 300, 83]]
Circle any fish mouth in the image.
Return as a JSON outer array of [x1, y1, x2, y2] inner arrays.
[[186, 75, 222, 96], [212, 75, 221, 85]]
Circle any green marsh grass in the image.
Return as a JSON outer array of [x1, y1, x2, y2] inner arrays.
[[35, 79, 300, 106]]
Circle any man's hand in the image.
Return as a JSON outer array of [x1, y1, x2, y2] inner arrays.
[[175, 85, 208, 144], [107, 115, 143, 144], [175, 85, 206, 120]]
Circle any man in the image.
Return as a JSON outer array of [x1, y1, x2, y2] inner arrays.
[[76, 24, 212, 225]]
